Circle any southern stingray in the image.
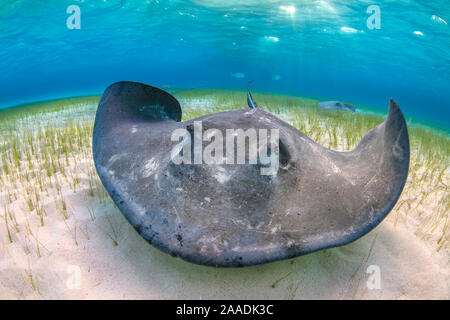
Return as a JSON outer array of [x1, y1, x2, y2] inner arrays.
[[319, 101, 356, 112], [93, 81, 410, 267]]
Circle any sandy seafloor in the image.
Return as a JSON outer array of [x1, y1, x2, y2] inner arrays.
[[0, 94, 448, 300]]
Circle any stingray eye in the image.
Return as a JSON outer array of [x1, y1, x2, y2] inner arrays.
[[279, 139, 291, 169]]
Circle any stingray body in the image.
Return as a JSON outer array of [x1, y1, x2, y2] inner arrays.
[[319, 101, 356, 112], [93, 81, 409, 267]]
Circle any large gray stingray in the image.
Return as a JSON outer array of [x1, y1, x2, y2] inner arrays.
[[93, 81, 410, 267]]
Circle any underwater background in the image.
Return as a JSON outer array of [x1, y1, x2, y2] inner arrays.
[[0, 0, 449, 300], [0, 0, 449, 129]]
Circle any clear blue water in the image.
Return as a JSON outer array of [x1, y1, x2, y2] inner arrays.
[[0, 0, 449, 129]]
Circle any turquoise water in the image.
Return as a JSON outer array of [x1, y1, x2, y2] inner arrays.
[[0, 0, 449, 128]]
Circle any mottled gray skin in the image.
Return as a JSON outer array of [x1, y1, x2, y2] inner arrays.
[[93, 81, 410, 267], [319, 101, 356, 112]]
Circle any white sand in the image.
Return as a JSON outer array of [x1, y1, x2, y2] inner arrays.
[[0, 154, 448, 300]]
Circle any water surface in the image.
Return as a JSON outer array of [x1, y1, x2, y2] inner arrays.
[[0, 0, 448, 128]]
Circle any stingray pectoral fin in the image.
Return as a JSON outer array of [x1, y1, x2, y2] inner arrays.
[[359, 98, 410, 202], [92, 81, 182, 213], [352, 98, 409, 174], [316, 98, 410, 247], [94, 81, 182, 132]]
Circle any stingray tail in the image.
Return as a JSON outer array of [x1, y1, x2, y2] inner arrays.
[[247, 81, 259, 109]]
